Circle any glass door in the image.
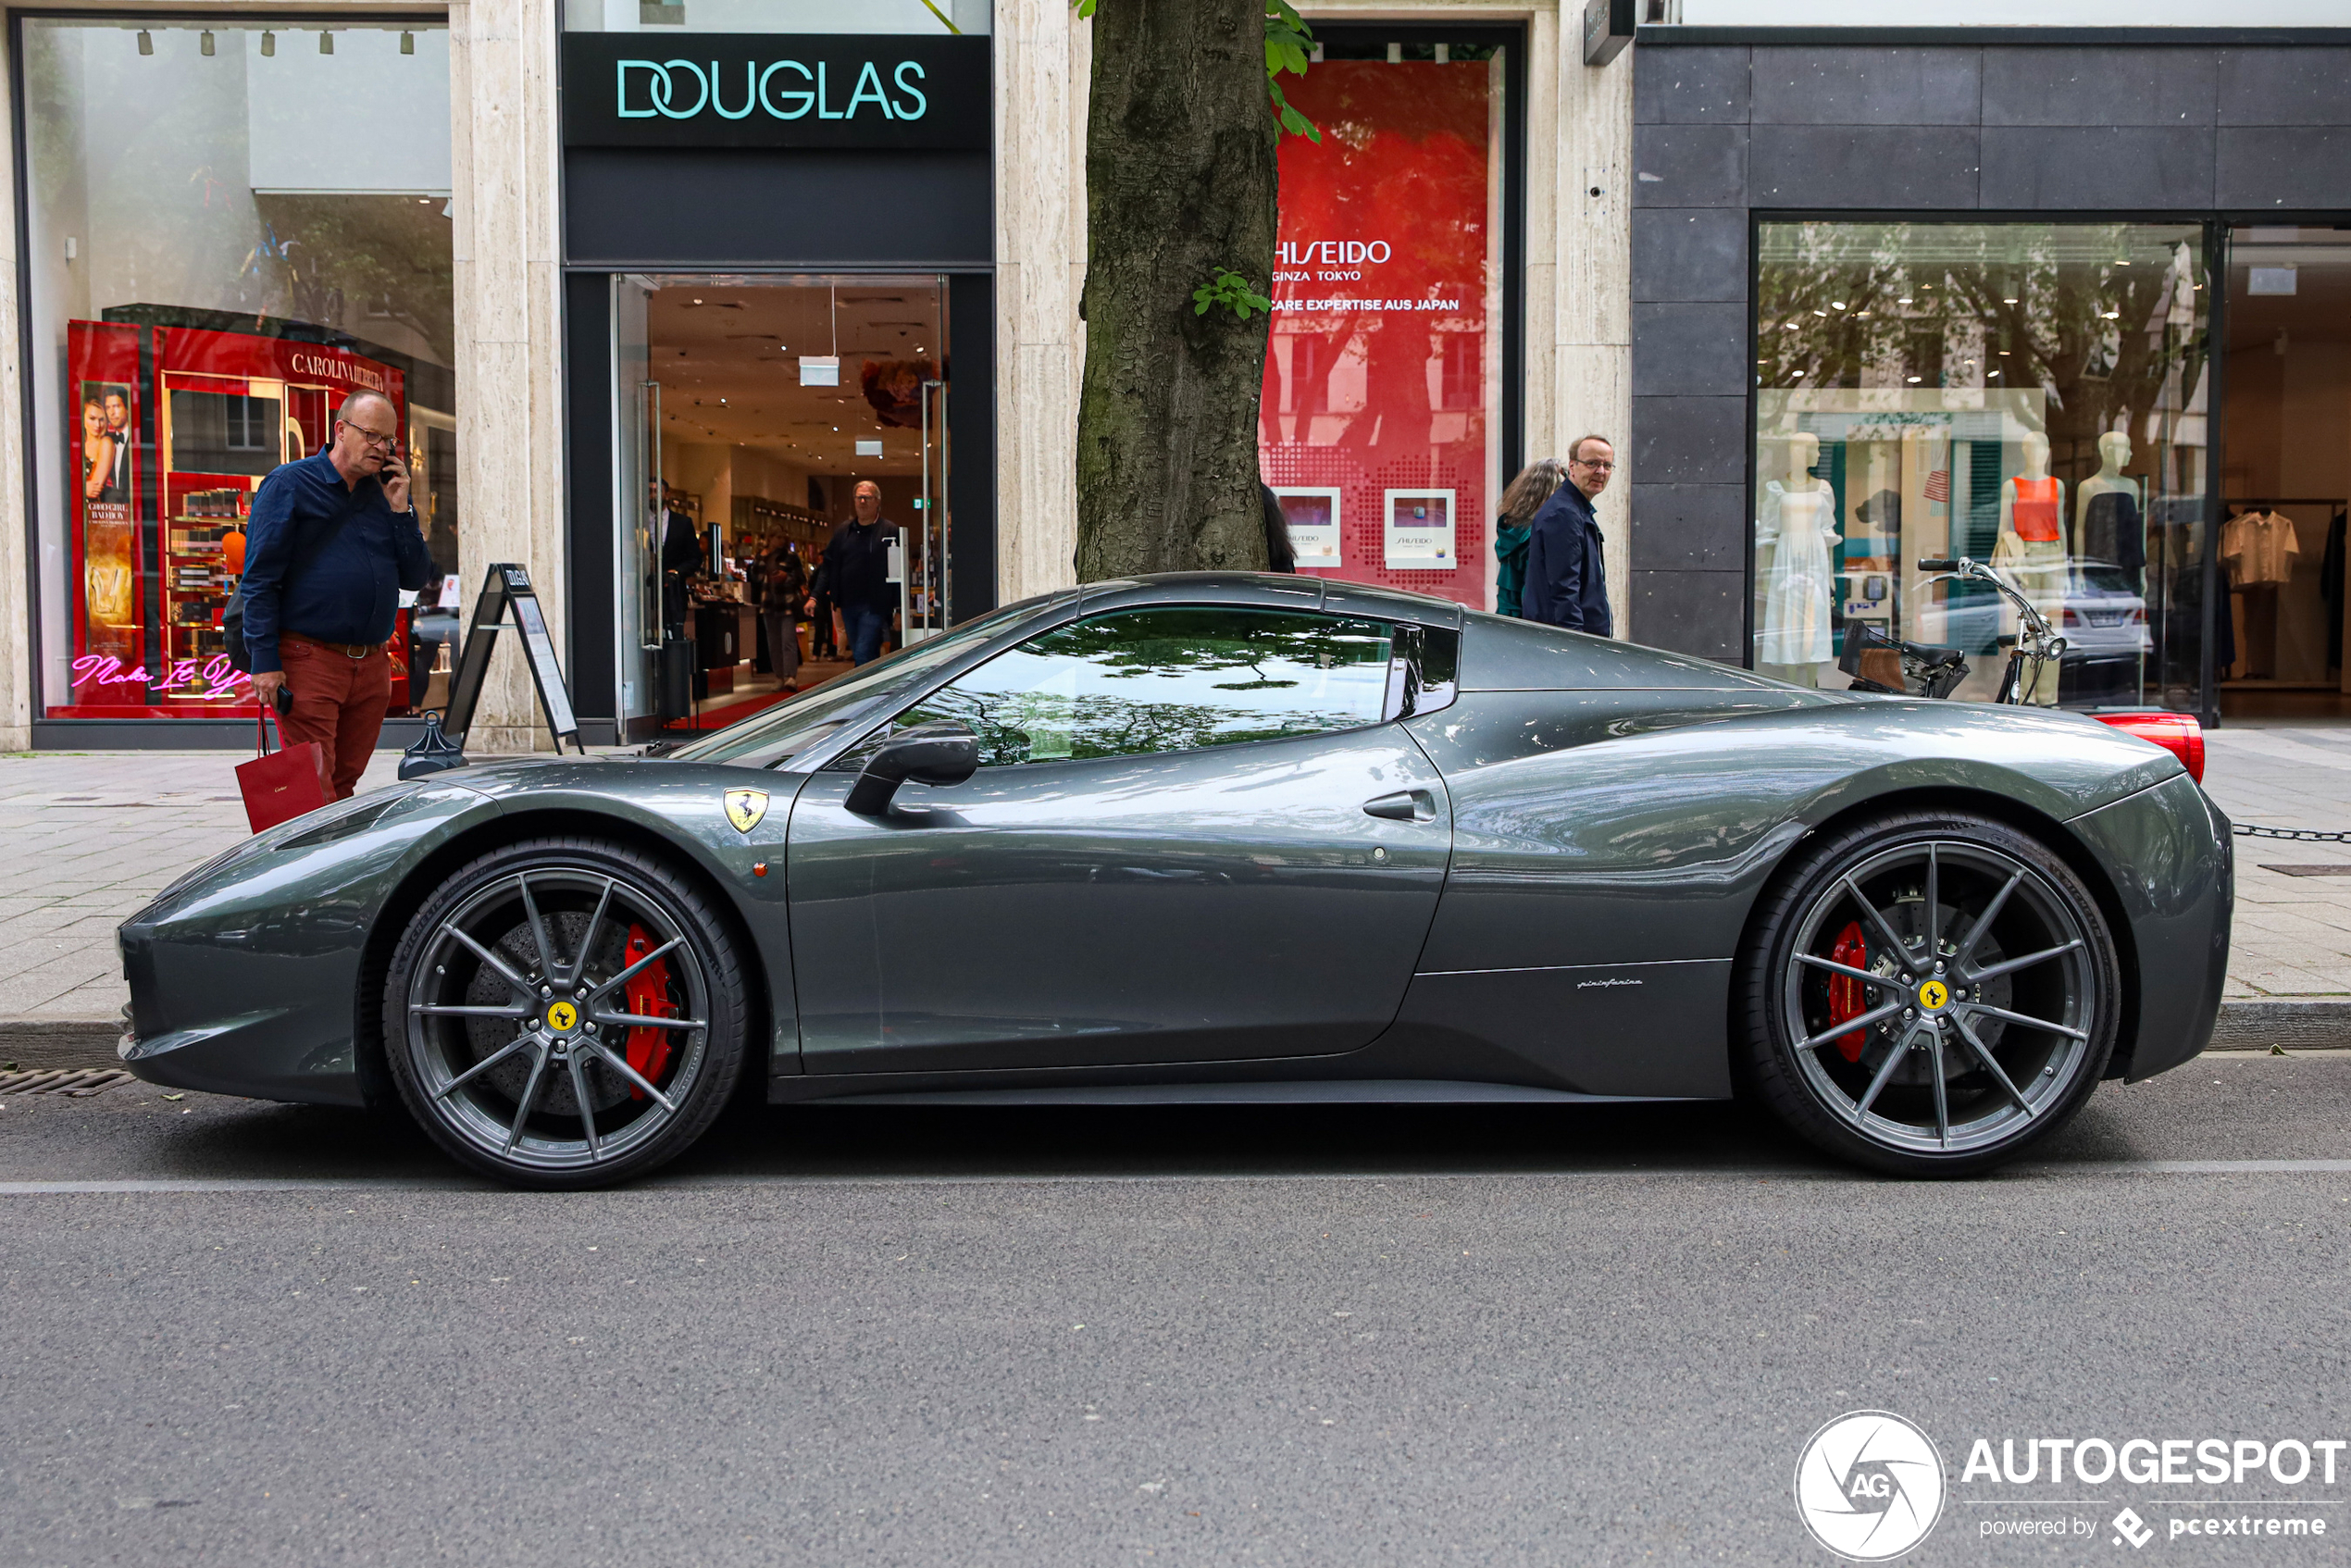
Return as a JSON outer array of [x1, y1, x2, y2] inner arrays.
[[612, 275, 661, 736]]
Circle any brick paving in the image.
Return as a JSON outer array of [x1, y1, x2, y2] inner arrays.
[[0, 721, 2342, 1034]]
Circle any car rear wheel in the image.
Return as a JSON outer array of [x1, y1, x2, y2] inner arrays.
[[1738, 810, 2120, 1176], [382, 837, 748, 1188]]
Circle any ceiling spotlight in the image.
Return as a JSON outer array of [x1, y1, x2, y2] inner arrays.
[[1831, 301, 1847, 310], [261, 30, 275, 55], [1792, 370, 1807, 378], [2002, 296, 2019, 305], [1812, 309, 1829, 317], [2102, 309, 2121, 319], [200, 31, 215, 56], [137, 29, 153, 54], [1907, 375, 1922, 384], [1897, 296, 1913, 305]]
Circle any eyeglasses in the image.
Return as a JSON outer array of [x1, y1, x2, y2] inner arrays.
[[339, 419, 400, 451], [1574, 458, 1617, 472]]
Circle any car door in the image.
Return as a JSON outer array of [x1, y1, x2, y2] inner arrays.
[[786, 604, 1453, 1074]]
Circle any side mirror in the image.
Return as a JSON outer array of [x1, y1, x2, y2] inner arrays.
[[846, 721, 979, 816]]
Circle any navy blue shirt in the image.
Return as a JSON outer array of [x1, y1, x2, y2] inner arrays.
[[240, 452, 429, 673], [1523, 481, 1612, 637]]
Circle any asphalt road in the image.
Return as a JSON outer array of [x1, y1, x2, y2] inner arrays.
[[3, 1055, 2348, 1567]]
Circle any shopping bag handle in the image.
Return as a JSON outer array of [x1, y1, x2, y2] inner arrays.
[[255, 699, 278, 758]]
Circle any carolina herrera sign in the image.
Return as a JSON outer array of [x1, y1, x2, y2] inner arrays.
[[561, 33, 989, 151]]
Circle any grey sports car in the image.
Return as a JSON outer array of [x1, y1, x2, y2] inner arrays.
[[118, 573, 2231, 1187]]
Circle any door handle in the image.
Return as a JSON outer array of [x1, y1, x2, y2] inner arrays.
[[1362, 789, 1436, 823]]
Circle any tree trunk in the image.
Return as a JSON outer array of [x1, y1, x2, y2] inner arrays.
[[1076, 0, 1278, 580]]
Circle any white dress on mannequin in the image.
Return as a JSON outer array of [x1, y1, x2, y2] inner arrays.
[[1757, 483, 1838, 665]]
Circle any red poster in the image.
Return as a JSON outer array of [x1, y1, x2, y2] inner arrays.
[[66, 322, 148, 706], [1259, 59, 1499, 609]]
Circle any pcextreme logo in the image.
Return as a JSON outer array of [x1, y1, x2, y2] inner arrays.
[[1795, 1411, 1947, 1561]]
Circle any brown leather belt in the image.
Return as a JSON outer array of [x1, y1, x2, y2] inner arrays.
[[282, 630, 381, 659]]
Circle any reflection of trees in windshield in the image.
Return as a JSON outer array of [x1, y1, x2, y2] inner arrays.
[[914, 687, 1366, 765], [907, 609, 1394, 766]]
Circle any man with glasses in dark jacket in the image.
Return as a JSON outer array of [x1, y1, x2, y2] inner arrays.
[[1524, 434, 1615, 638], [819, 480, 900, 666]]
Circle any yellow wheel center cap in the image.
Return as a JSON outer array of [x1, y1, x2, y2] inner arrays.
[[1917, 980, 1950, 1012], [545, 1001, 579, 1033]]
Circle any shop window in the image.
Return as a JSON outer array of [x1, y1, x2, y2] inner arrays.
[[1753, 221, 2209, 713], [21, 19, 458, 720], [898, 608, 1396, 766], [1258, 37, 1506, 605], [2217, 227, 2351, 716]]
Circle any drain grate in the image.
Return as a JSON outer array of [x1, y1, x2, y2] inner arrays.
[[0, 1067, 138, 1097]]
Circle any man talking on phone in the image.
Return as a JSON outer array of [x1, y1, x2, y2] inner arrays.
[[243, 390, 429, 800]]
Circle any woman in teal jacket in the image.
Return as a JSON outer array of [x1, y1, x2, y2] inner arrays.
[[1494, 457, 1567, 617]]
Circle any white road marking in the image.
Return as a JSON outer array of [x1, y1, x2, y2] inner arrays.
[[1, 1159, 2350, 1195]]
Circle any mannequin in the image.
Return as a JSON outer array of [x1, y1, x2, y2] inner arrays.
[[1755, 432, 1838, 680], [2075, 431, 2146, 584], [1992, 431, 2065, 704]]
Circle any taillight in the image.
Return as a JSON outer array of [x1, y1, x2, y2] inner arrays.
[[2094, 710, 2204, 783], [2060, 607, 2084, 628]]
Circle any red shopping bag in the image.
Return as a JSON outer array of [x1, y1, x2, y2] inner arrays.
[[235, 703, 330, 833]]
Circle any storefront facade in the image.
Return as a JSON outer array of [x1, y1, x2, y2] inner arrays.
[[1628, 30, 2351, 721]]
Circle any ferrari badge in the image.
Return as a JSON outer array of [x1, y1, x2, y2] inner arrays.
[[724, 789, 769, 835]]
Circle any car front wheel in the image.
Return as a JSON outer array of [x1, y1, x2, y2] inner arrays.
[[382, 837, 749, 1188], [1739, 810, 2121, 1176]]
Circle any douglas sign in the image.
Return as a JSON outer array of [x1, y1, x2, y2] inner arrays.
[[561, 33, 988, 150]]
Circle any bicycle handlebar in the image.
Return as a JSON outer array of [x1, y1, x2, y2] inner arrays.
[[1915, 557, 1958, 572]]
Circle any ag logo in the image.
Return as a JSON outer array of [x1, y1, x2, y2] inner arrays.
[[545, 1001, 578, 1032], [724, 789, 769, 834], [1794, 1411, 1945, 1561], [1918, 979, 1950, 1011]]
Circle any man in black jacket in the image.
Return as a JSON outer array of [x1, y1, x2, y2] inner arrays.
[[1524, 435, 1615, 637], [820, 481, 900, 665]]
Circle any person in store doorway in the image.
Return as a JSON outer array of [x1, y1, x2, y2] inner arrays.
[[818, 480, 901, 666], [1524, 435, 1614, 637], [243, 390, 429, 801], [764, 541, 807, 692]]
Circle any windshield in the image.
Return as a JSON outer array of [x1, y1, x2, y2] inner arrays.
[[665, 591, 1073, 768]]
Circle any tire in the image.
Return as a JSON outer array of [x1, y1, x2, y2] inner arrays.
[[1737, 809, 2120, 1177], [382, 836, 749, 1188]]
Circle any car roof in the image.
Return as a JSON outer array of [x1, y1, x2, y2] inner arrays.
[[1072, 571, 1466, 628]]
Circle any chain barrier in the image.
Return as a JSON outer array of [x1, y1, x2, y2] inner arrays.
[[2233, 824, 2351, 842]]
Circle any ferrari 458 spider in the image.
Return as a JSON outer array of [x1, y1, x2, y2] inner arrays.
[[119, 574, 2230, 1186]]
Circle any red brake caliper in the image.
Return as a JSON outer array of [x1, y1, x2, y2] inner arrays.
[[621, 924, 678, 1100], [1824, 920, 1871, 1063]]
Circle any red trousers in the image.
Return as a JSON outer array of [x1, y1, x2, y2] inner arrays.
[[277, 637, 392, 801]]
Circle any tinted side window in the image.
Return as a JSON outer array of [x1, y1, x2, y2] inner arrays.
[[899, 607, 1395, 767]]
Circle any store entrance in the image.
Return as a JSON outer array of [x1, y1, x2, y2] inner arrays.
[[610, 275, 951, 740], [2219, 228, 2351, 725]]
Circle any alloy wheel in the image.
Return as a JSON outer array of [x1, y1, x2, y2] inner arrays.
[[1777, 839, 2099, 1156], [401, 868, 712, 1175]]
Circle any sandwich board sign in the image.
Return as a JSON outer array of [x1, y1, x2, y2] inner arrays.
[[419, 563, 585, 768]]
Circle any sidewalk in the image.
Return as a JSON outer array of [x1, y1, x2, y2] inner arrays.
[[2, 725, 2346, 1067]]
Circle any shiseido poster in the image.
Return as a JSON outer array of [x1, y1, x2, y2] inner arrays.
[[1257, 56, 1499, 610], [68, 321, 147, 704]]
